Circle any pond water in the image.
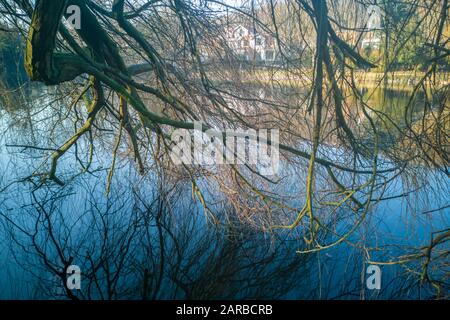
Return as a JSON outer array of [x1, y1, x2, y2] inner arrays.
[[0, 84, 448, 299]]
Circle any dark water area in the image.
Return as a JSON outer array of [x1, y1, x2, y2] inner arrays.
[[0, 84, 448, 300]]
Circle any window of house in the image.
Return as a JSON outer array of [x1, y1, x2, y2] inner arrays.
[[255, 37, 262, 46]]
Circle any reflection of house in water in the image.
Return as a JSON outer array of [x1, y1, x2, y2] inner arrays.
[[225, 24, 278, 63]]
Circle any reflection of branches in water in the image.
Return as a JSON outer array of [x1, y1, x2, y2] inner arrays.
[[1, 177, 317, 300], [0, 0, 448, 298]]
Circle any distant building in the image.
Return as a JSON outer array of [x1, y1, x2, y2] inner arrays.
[[361, 5, 382, 49], [225, 24, 278, 63]]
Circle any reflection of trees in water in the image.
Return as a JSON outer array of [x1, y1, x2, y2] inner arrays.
[[0, 142, 447, 299], [0, 176, 317, 300]]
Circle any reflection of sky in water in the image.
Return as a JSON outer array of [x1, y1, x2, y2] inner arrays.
[[0, 87, 448, 299]]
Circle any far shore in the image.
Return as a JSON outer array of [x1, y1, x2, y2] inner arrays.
[[232, 69, 450, 88]]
